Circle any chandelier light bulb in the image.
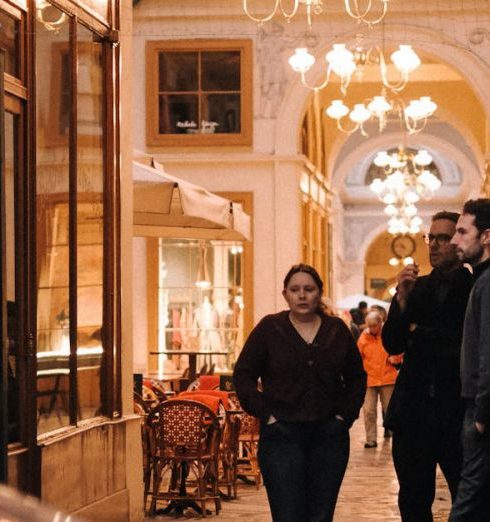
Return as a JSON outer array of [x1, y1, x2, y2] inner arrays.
[[418, 170, 442, 191], [388, 225, 399, 235], [404, 190, 420, 204], [419, 96, 437, 116], [374, 151, 391, 167], [326, 44, 356, 77], [405, 205, 417, 217], [289, 48, 315, 73], [390, 45, 421, 75], [389, 257, 400, 266], [413, 149, 432, 166], [349, 104, 371, 124], [399, 223, 410, 234], [326, 100, 349, 119], [403, 256, 415, 266], [382, 193, 397, 205], [385, 170, 405, 192], [404, 100, 424, 120], [370, 178, 385, 194], [384, 204, 397, 216], [367, 96, 391, 117], [406, 97, 438, 120], [411, 216, 423, 227], [388, 217, 399, 228]]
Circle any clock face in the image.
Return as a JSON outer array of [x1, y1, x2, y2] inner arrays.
[[391, 235, 416, 258]]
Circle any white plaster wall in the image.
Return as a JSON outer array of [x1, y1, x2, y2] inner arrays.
[[132, 237, 148, 373], [119, 0, 145, 518]]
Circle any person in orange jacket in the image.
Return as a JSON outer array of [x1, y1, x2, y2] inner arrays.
[[358, 310, 402, 448]]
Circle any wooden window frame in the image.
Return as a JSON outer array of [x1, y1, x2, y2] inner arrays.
[[146, 39, 253, 147], [300, 169, 330, 296], [34, 17, 120, 429]]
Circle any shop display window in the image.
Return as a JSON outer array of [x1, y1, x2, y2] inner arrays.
[[155, 239, 244, 376]]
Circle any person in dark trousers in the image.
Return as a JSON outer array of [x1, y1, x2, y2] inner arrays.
[[449, 199, 490, 521], [233, 264, 366, 522], [382, 211, 473, 522]]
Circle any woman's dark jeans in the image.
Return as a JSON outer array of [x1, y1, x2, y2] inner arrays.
[[258, 417, 350, 522]]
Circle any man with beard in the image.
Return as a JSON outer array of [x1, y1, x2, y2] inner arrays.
[[382, 211, 473, 522], [449, 199, 490, 522]]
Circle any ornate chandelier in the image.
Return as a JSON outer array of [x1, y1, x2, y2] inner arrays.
[[369, 148, 441, 235], [289, 41, 420, 94], [325, 91, 437, 136], [243, 0, 390, 28]]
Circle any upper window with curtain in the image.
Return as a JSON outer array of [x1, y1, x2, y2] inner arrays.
[[146, 40, 253, 147]]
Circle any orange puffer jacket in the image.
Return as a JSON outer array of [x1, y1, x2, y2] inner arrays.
[[357, 329, 402, 387]]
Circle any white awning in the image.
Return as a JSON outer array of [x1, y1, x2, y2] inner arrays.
[[133, 160, 251, 241]]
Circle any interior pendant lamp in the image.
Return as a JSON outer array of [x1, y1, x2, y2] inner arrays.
[[289, 41, 420, 95], [325, 90, 437, 137], [243, 0, 390, 28], [195, 242, 211, 289], [369, 147, 441, 234]]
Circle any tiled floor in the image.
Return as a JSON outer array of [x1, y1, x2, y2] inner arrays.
[[146, 410, 452, 521]]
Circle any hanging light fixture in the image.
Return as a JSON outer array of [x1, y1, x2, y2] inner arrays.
[[195, 241, 211, 289], [369, 147, 441, 234], [325, 91, 437, 137], [344, 0, 390, 27], [289, 40, 420, 95], [243, 0, 390, 28]]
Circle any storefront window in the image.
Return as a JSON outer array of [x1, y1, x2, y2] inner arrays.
[[156, 239, 244, 377], [35, 9, 113, 432], [4, 111, 19, 443], [76, 23, 104, 420], [35, 13, 71, 433]]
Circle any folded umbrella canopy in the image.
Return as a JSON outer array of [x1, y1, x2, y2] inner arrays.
[[133, 160, 251, 241]]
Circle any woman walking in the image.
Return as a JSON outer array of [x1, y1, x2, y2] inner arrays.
[[233, 264, 366, 522]]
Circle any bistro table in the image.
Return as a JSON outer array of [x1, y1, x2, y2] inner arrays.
[[149, 350, 230, 382]]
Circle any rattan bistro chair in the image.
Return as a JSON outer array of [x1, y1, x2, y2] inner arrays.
[[147, 399, 221, 517], [227, 394, 262, 489], [218, 413, 241, 499]]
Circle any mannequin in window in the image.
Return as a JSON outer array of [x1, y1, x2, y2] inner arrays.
[[193, 295, 222, 352]]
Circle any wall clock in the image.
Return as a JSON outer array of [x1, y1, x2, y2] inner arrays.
[[391, 235, 416, 258]]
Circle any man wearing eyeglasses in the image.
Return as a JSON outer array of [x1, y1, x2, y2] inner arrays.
[[382, 210, 473, 522], [448, 199, 490, 522]]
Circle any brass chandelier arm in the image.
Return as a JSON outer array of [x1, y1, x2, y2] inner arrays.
[[378, 54, 409, 93], [404, 114, 429, 135], [334, 118, 364, 137], [344, 0, 389, 27], [242, 0, 299, 24], [299, 66, 335, 92]]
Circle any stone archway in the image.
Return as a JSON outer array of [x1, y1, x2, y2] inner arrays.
[[274, 23, 490, 158]]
